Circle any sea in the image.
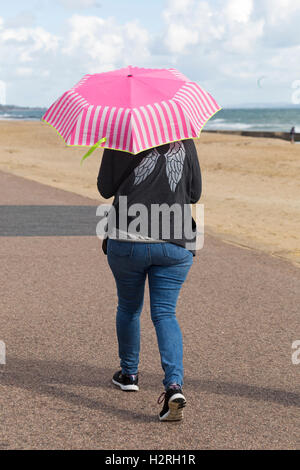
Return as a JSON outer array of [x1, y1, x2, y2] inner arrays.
[[0, 105, 300, 133]]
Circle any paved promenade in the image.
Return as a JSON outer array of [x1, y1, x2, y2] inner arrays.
[[0, 170, 299, 449]]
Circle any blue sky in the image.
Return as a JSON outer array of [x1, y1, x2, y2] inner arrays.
[[0, 0, 300, 107]]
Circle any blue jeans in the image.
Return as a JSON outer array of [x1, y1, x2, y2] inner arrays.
[[107, 239, 193, 389]]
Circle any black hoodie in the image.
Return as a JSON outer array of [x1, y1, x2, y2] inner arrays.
[[97, 139, 202, 256]]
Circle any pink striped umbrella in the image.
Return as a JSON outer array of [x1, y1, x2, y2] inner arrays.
[[41, 65, 222, 158]]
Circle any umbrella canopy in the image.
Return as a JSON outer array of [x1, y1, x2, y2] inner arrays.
[[42, 65, 222, 156]]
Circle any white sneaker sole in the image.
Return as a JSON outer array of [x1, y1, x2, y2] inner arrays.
[[112, 378, 139, 391], [159, 394, 186, 421]]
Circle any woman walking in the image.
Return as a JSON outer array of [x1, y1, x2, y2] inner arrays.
[[41, 64, 221, 421], [97, 138, 202, 421]]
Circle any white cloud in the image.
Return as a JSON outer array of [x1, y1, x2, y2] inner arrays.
[[164, 24, 198, 54], [62, 14, 150, 72], [161, 0, 300, 60], [163, 0, 194, 20], [256, 0, 300, 49], [16, 66, 33, 77], [225, 0, 253, 23], [0, 26, 60, 63], [59, 0, 101, 8], [263, 0, 300, 24], [5, 10, 36, 28], [163, 0, 225, 54], [0, 12, 151, 105], [223, 18, 264, 54], [158, 0, 300, 105], [0, 23, 61, 105], [266, 44, 300, 82]]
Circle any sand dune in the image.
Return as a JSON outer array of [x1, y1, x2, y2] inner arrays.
[[0, 120, 299, 266]]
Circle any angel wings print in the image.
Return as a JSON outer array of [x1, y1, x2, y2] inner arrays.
[[133, 141, 186, 192]]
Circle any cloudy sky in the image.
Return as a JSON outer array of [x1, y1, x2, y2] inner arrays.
[[0, 0, 299, 107]]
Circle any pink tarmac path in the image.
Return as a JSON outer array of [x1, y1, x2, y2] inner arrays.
[[0, 169, 299, 449]]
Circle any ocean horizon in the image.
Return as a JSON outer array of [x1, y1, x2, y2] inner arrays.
[[0, 104, 299, 133]]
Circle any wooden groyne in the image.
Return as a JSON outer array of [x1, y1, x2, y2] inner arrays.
[[204, 130, 300, 142]]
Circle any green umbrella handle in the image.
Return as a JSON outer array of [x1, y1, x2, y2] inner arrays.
[[80, 137, 107, 165]]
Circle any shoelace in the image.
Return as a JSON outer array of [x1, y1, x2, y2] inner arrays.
[[157, 392, 166, 404], [121, 372, 137, 381], [157, 384, 181, 404]]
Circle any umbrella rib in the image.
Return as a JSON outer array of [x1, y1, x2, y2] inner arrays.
[[65, 105, 89, 145]]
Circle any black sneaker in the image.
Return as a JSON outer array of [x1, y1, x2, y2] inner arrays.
[[112, 370, 139, 391], [158, 384, 186, 421]]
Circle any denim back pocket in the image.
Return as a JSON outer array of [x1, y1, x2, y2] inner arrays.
[[162, 242, 191, 260], [107, 239, 134, 257]]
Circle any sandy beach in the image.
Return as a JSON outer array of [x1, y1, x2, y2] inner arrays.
[[0, 119, 299, 266]]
